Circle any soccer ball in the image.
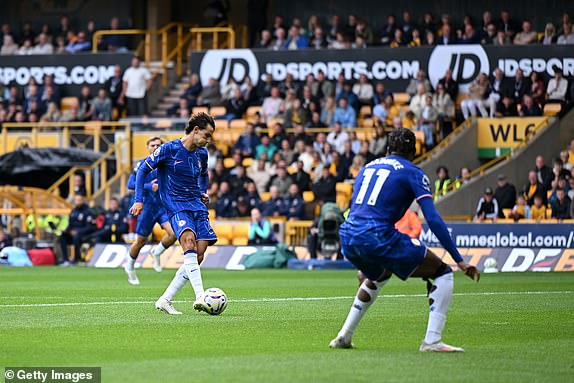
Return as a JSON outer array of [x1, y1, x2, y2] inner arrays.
[[202, 288, 228, 315], [483, 257, 499, 273]]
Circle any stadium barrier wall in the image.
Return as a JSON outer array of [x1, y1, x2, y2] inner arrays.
[[190, 45, 574, 92], [477, 117, 547, 158], [0, 53, 133, 96]]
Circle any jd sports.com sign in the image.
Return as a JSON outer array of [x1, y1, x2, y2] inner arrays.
[[191, 45, 574, 93]]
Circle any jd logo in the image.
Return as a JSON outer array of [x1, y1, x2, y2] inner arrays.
[[199, 49, 259, 87], [428, 45, 489, 92]]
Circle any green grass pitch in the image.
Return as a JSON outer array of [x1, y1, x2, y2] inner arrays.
[[1, 268, 573, 383]]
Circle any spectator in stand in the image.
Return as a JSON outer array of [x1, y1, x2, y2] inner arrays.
[[495, 95, 518, 117], [104, 65, 124, 118], [221, 78, 239, 102], [326, 122, 349, 153], [474, 187, 499, 222], [406, 70, 431, 96], [409, 84, 428, 119], [551, 188, 571, 220], [103, 17, 128, 52], [268, 164, 293, 196], [78, 86, 93, 120], [248, 208, 277, 245], [514, 20, 537, 45], [560, 150, 573, 172], [229, 165, 253, 196], [278, 139, 296, 164], [248, 155, 272, 194], [333, 97, 356, 128], [89, 88, 112, 121], [557, 23, 574, 45], [310, 26, 328, 49], [1, 35, 18, 55], [493, 174, 517, 217], [546, 68, 568, 104], [321, 97, 336, 126], [183, 73, 203, 108], [438, 68, 459, 102], [54, 36, 67, 54], [284, 98, 307, 127], [255, 30, 272, 49], [18, 39, 34, 55], [242, 181, 262, 211], [234, 123, 260, 158], [336, 82, 359, 112], [242, 76, 258, 106], [458, 24, 480, 44], [58, 194, 94, 264], [530, 194, 548, 221], [352, 74, 374, 107], [418, 94, 438, 150], [508, 195, 531, 220], [379, 14, 397, 45], [409, 29, 422, 47], [454, 167, 472, 188], [483, 68, 508, 117], [271, 15, 286, 38], [66, 31, 91, 53], [40, 102, 61, 122], [261, 185, 287, 217], [497, 9, 517, 40], [197, 77, 222, 107], [568, 138, 574, 168], [291, 160, 311, 192], [433, 82, 455, 138], [255, 134, 277, 160], [369, 126, 387, 157], [492, 29, 511, 45], [372, 95, 388, 127], [215, 181, 235, 218], [261, 86, 283, 122], [348, 155, 365, 180], [217, 88, 246, 123], [535, 155, 554, 192], [270, 27, 286, 50], [372, 82, 391, 106], [438, 23, 456, 45], [551, 157, 571, 183], [434, 166, 452, 201], [285, 25, 309, 50], [313, 167, 336, 204], [481, 22, 497, 44], [167, 98, 189, 119], [523, 170, 547, 206], [86, 197, 128, 243], [390, 29, 406, 47], [540, 23, 558, 44], [355, 19, 374, 45], [511, 69, 530, 104], [519, 94, 542, 117], [120, 56, 151, 116], [285, 184, 305, 220], [312, 71, 334, 103], [461, 72, 490, 119]]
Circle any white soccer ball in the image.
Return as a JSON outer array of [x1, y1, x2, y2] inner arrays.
[[483, 257, 499, 273], [201, 287, 228, 315]]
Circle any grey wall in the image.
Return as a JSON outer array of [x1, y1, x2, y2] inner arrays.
[[435, 115, 565, 218]]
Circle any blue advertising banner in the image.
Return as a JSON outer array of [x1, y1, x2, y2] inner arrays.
[[420, 223, 574, 249]]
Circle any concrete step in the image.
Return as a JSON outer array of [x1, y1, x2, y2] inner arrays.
[[163, 96, 181, 104], [156, 104, 172, 111], [169, 89, 185, 96]]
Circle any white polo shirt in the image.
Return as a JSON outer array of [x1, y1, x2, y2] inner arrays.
[[123, 66, 151, 99]]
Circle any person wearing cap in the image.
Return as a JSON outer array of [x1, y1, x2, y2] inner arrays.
[[493, 174, 517, 217], [474, 187, 499, 222]]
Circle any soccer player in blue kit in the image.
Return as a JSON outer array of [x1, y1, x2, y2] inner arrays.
[[125, 137, 177, 285], [130, 113, 217, 315], [329, 128, 479, 352]]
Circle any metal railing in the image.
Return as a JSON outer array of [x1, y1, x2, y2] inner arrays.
[[190, 27, 235, 50]]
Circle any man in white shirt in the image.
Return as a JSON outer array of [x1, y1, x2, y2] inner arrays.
[[326, 122, 349, 153], [31, 33, 53, 54], [546, 68, 568, 102], [120, 56, 152, 116], [261, 86, 284, 122]]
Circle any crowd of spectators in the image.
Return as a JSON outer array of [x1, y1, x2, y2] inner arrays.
[[473, 138, 574, 222], [0, 16, 129, 56], [252, 11, 574, 50]]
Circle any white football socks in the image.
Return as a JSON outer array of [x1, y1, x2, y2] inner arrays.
[[183, 250, 205, 299], [152, 242, 167, 257], [338, 278, 389, 339], [424, 272, 454, 344], [126, 255, 136, 270], [161, 265, 188, 301]]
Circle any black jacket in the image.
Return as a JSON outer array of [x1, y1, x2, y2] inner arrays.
[[494, 183, 517, 216], [313, 175, 336, 203]]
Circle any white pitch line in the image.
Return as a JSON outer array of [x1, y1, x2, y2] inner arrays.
[[0, 290, 572, 308]]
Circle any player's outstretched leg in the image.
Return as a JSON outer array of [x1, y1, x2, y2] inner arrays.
[[329, 271, 392, 349], [125, 236, 146, 285], [155, 265, 186, 315], [150, 222, 177, 273], [178, 230, 209, 313], [412, 250, 463, 352]]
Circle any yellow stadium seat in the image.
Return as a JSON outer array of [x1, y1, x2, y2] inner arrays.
[[543, 103, 561, 116], [208, 209, 215, 221], [502, 208, 512, 218], [232, 223, 250, 245], [359, 105, 372, 118], [209, 106, 226, 116], [303, 191, 315, 202], [497, 218, 515, 223], [246, 106, 261, 119], [361, 118, 374, 127], [260, 192, 270, 202], [518, 219, 536, 223], [215, 119, 229, 130], [230, 119, 247, 129], [212, 223, 233, 243], [61, 96, 78, 112], [267, 118, 284, 127], [242, 157, 254, 167], [192, 106, 209, 115], [155, 120, 173, 129], [223, 158, 235, 168], [394, 92, 410, 105], [152, 223, 166, 242]]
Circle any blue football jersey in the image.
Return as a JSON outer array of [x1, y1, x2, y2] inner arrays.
[[138, 139, 208, 217], [341, 155, 431, 246], [128, 159, 161, 206]]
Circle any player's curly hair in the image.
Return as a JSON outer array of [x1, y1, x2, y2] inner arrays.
[[387, 128, 416, 158], [185, 112, 216, 134]]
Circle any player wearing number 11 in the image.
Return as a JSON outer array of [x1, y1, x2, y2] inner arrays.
[[329, 128, 480, 352]]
